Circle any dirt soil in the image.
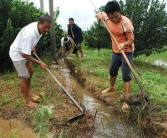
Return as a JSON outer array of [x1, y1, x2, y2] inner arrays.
[[65, 58, 167, 137], [0, 64, 95, 137]]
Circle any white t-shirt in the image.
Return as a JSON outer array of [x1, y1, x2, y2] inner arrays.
[[9, 22, 42, 61], [61, 37, 70, 47]]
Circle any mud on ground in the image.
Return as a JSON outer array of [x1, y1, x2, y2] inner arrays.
[[0, 68, 95, 137], [65, 58, 167, 137]]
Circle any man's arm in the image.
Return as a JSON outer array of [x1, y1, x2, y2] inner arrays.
[[119, 25, 134, 50], [31, 47, 36, 53], [96, 12, 134, 50], [118, 39, 134, 51], [21, 53, 47, 69]]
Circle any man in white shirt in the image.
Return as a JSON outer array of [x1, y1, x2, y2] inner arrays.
[[9, 14, 51, 107], [60, 37, 70, 57]]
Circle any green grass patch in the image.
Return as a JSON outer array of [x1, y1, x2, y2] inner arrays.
[[135, 50, 167, 63], [72, 45, 167, 106]]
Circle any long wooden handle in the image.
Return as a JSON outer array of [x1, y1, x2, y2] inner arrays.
[[102, 20, 144, 92], [33, 52, 84, 113], [68, 36, 77, 48]]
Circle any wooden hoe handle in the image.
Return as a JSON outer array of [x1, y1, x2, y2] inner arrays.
[[101, 20, 144, 92]]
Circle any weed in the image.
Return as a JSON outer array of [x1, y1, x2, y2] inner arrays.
[[0, 93, 11, 106], [13, 100, 23, 107], [9, 129, 19, 138], [33, 106, 53, 138]]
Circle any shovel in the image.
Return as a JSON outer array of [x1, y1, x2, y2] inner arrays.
[[101, 20, 149, 106], [33, 52, 84, 124]]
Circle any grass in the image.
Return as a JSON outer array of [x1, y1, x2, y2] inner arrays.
[[71, 45, 167, 108], [134, 49, 167, 63], [0, 52, 89, 137], [33, 106, 53, 138], [9, 130, 19, 138], [0, 49, 166, 136], [0, 53, 54, 108]]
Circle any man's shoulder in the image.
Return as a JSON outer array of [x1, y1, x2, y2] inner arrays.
[[122, 15, 132, 22], [24, 22, 37, 29], [21, 22, 37, 37], [74, 23, 81, 29], [122, 15, 134, 31]]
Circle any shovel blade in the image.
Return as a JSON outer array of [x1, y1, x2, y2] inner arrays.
[[64, 113, 85, 125]]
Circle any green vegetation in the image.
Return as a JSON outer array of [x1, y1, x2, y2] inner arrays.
[[84, 0, 167, 56], [0, 53, 54, 107], [9, 130, 19, 138], [0, 93, 12, 106], [73, 46, 167, 108], [0, 0, 63, 73], [33, 106, 53, 138], [0, 53, 88, 137]]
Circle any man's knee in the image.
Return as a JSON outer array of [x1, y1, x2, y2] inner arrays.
[[122, 75, 131, 82], [109, 69, 118, 77]]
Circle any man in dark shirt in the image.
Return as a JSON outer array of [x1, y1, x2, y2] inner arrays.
[[68, 18, 84, 60]]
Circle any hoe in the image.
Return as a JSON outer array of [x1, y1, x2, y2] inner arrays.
[[33, 52, 84, 124]]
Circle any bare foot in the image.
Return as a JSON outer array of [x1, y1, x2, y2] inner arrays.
[[101, 87, 114, 94], [122, 102, 129, 110], [80, 57, 84, 60], [25, 100, 38, 107]]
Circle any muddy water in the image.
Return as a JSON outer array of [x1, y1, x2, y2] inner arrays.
[[0, 118, 36, 138], [51, 63, 146, 138]]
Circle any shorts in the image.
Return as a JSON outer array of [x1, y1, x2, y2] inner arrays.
[[109, 52, 133, 82], [13, 59, 31, 79]]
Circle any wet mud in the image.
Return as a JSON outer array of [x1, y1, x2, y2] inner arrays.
[[64, 57, 167, 137], [0, 57, 166, 137]]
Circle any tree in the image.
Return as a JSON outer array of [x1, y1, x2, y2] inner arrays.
[[84, 22, 111, 50], [0, 0, 64, 73], [85, 0, 167, 56], [0, 19, 15, 69], [0, 0, 12, 39], [121, 0, 167, 56]]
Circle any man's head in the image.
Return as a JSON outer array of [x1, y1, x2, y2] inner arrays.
[[105, 1, 121, 24], [69, 18, 74, 26], [38, 14, 51, 34]]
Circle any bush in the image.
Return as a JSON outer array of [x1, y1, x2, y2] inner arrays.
[[0, 0, 63, 73], [0, 19, 15, 70], [85, 0, 167, 56]]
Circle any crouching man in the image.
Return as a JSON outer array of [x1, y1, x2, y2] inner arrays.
[[9, 14, 51, 107]]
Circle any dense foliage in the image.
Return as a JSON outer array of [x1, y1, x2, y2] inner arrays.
[[84, 0, 167, 56], [0, 0, 63, 73]]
